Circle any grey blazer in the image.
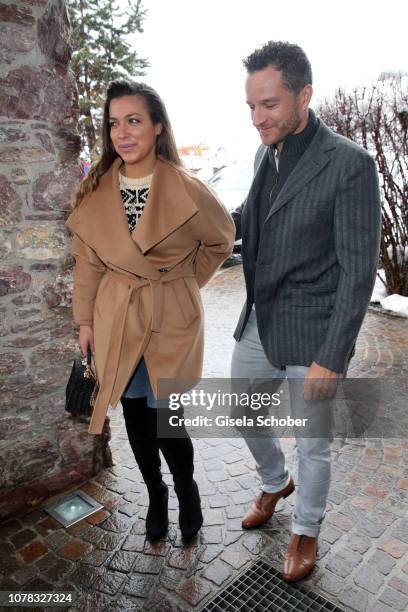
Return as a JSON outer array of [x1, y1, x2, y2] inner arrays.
[[232, 119, 381, 374]]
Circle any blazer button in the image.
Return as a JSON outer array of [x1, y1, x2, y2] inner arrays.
[[158, 267, 169, 273]]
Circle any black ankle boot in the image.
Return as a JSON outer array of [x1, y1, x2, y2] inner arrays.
[[122, 396, 169, 542], [175, 479, 203, 542]]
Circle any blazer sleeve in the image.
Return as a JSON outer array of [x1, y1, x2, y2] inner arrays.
[[70, 233, 107, 326], [314, 154, 381, 373], [231, 145, 266, 240], [230, 201, 244, 241], [187, 181, 236, 288]]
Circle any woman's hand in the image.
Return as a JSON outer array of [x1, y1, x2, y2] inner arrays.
[[79, 325, 95, 357]]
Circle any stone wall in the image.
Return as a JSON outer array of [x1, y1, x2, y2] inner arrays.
[[0, 0, 112, 522]]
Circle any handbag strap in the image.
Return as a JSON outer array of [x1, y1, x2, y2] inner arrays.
[[86, 343, 92, 367]]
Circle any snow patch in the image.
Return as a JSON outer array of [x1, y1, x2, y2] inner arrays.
[[380, 294, 408, 316]]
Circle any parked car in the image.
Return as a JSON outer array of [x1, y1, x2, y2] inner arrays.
[[208, 162, 253, 261]]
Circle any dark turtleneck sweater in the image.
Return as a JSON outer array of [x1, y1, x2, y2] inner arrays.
[[257, 108, 319, 242]]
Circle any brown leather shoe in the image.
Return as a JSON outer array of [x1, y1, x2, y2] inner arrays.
[[282, 533, 318, 582], [241, 477, 295, 529]]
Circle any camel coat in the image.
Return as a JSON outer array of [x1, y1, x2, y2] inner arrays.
[[66, 157, 235, 434]]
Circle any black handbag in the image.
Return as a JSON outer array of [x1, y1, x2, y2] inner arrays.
[[65, 344, 98, 417]]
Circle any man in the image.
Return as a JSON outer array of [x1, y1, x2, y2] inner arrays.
[[231, 41, 381, 582]]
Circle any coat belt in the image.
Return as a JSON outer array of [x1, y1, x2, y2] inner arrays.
[[89, 264, 196, 435], [105, 264, 196, 332]]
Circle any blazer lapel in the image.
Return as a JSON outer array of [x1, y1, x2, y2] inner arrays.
[[244, 146, 269, 213], [265, 123, 337, 221], [241, 146, 268, 257], [132, 158, 198, 254]]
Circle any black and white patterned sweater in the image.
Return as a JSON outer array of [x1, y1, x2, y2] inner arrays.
[[119, 171, 152, 233]]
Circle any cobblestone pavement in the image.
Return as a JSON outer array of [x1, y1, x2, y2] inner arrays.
[[1, 265, 408, 612]]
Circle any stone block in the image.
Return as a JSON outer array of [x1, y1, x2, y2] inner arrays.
[[378, 537, 408, 558], [0, 22, 36, 60], [108, 551, 137, 574], [0, 3, 35, 24], [9, 528, 38, 550], [338, 588, 368, 612], [133, 554, 164, 575], [0, 351, 25, 375], [389, 576, 408, 596], [11, 168, 30, 185], [368, 549, 396, 575], [176, 577, 212, 606], [122, 574, 157, 598], [220, 544, 252, 569], [43, 270, 74, 308], [200, 526, 222, 545], [378, 587, 408, 611], [30, 338, 76, 367], [36, 395, 67, 427], [52, 127, 81, 162], [201, 558, 232, 586], [0, 435, 59, 487], [353, 565, 384, 594], [15, 223, 68, 259], [32, 162, 82, 212], [0, 174, 23, 225], [0, 125, 29, 144], [0, 65, 78, 124], [92, 569, 126, 595], [99, 512, 132, 533], [197, 544, 223, 564], [316, 570, 344, 596], [19, 540, 48, 564], [58, 538, 93, 560], [0, 265, 31, 294], [0, 372, 48, 406], [0, 145, 54, 164], [168, 548, 195, 570], [38, 0, 71, 64], [34, 131, 55, 154]]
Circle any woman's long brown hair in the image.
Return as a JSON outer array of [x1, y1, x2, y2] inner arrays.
[[73, 79, 183, 208]]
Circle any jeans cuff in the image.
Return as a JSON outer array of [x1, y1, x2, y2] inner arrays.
[[291, 519, 323, 538], [261, 471, 291, 493]]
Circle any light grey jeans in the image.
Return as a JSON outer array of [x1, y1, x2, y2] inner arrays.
[[231, 308, 332, 537]]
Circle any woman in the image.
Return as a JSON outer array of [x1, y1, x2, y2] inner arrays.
[[66, 79, 235, 543]]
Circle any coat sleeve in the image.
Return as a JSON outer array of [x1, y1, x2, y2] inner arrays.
[[70, 233, 107, 326], [187, 181, 236, 288], [314, 154, 381, 373]]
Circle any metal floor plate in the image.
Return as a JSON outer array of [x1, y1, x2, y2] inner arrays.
[[200, 558, 346, 612]]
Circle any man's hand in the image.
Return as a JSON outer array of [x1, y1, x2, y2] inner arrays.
[[79, 325, 95, 357], [304, 361, 339, 401]]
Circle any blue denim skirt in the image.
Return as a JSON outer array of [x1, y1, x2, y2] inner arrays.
[[122, 357, 160, 408]]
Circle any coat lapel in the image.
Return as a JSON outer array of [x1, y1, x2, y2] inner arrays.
[[66, 157, 199, 277], [132, 158, 198, 254]]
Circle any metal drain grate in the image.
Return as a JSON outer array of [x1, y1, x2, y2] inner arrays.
[[200, 558, 346, 612]]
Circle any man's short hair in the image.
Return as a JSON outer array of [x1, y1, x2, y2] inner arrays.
[[243, 41, 312, 95]]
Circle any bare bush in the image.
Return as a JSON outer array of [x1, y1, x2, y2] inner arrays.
[[317, 75, 408, 296]]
